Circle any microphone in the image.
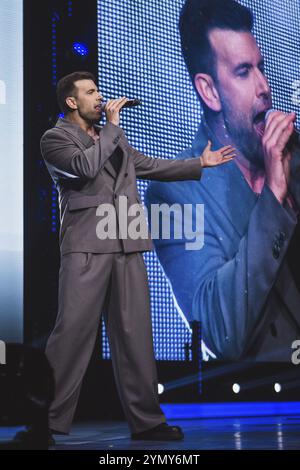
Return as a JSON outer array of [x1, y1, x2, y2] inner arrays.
[[121, 98, 141, 108], [265, 109, 300, 147], [101, 99, 141, 111]]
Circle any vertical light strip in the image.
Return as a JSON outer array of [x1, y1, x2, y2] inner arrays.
[[0, 0, 23, 342]]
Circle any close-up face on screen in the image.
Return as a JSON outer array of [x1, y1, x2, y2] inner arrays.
[[98, 0, 300, 365], [1, 0, 300, 458]]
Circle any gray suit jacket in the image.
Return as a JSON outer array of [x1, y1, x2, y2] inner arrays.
[[40, 118, 202, 255]]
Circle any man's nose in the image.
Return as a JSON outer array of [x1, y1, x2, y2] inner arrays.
[[256, 70, 271, 99]]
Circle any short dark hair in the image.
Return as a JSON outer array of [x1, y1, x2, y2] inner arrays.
[[56, 71, 96, 114], [179, 0, 254, 83]]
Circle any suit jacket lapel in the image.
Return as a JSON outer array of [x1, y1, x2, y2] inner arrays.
[[56, 118, 118, 178], [56, 117, 93, 147], [275, 261, 300, 329], [216, 162, 300, 327]]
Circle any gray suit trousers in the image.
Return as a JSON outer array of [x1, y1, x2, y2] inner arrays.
[[45, 251, 166, 434]]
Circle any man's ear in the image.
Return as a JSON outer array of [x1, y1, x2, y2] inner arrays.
[[65, 96, 77, 111], [194, 73, 221, 112]]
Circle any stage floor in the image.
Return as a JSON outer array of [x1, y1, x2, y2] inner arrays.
[[2, 414, 300, 450]]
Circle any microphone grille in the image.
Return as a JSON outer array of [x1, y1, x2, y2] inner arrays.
[[265, 108, 276, 121]]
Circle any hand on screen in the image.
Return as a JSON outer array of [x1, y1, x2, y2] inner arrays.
[[199, 141, 236, 168]]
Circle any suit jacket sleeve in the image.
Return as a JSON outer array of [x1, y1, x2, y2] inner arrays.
[[122, 139, 202, 181], [146, 181, 298, 360], [40, 122, 124, 180], [290, 146, 300, 209]]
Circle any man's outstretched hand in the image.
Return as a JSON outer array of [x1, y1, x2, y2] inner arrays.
[[200, 140, 236, 167]]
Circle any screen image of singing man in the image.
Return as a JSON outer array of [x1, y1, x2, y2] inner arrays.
[[146, 0, 300, 362]]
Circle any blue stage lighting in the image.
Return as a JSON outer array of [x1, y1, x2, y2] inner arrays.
[[73, 42, 88, 56]]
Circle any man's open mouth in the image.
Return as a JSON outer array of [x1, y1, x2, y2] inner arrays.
[[253, 110, 267, 136]]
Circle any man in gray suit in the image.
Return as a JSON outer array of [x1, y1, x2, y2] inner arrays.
[[37, 71, 234, 443]]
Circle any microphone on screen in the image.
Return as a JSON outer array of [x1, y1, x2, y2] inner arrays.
[[101, 99, 141, 111], [265, 108, 300, 147]]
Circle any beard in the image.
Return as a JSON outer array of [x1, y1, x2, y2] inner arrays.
[[78, 106, 101, 123], [220, 96, 265, 169]]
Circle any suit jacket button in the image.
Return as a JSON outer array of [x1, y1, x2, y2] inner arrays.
[[124, 173, 128, 177], [272, 243, 280, 259], [279, 231, 286, 243]]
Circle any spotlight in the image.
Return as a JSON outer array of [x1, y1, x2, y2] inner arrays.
[[158, 383, 164, 395], [274, 383, 282, 393], [73, 42, 89, 56], [232, 383, 240, 394]]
